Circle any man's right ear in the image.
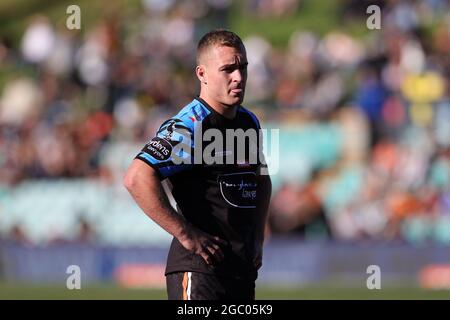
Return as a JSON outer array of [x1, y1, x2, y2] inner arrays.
[[196, 66, 207, 84]]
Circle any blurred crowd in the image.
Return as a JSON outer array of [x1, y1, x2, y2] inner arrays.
[[0, 0, 449, 245]]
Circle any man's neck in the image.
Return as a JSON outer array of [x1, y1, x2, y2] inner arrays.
[[199, 94, 238, 120]]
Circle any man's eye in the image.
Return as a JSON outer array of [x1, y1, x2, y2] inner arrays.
[[222, 65, 247, 73]]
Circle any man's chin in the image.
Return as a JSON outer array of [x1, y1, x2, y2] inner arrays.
[[227, 95, 244, 106]]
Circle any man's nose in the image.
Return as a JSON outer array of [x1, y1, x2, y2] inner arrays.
[[232, 69, 244, 83]]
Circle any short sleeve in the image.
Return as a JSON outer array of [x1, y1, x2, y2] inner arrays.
[[135, 118, 193, 179]]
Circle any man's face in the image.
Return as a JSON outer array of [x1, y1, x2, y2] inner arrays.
[[199, 45, 248, 107]]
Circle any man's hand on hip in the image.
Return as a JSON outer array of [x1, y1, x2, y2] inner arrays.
[[178, 223, 227, 266]]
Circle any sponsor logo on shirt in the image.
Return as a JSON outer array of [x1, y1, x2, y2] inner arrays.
[[218, 172, 257, 208], [146, 137, 172, 161]]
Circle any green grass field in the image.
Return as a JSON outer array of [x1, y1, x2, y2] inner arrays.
[[1, 283, 450, 300]]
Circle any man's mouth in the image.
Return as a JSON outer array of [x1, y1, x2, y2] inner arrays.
[[231, 88, 243, 94]]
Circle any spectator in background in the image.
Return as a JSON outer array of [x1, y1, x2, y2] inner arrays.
[[270, 171, 332, 240]]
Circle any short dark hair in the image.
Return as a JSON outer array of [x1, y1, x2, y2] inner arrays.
[[197, 29, 245, 65]]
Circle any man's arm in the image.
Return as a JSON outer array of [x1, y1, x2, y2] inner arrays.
[[123, 159, 225, 265], [254, 172, 272, 269]]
